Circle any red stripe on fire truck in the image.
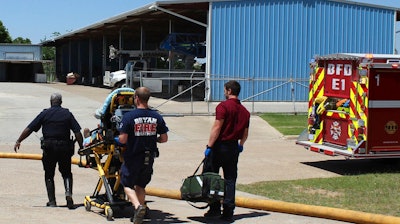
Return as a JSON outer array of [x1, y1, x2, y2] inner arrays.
[[309, 67, 324, 108]]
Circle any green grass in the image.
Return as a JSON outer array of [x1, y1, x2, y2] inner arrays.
[[259, 112, 307, 135], [237, 174, 400, 216], [238, 113, 400, 217]]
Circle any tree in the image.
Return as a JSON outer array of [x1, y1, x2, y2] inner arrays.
[[12, 37, 31, 44], [41, 32, 61, 60], [0, 20, 12, 43], [41, 32, 62, 82], [42, 44, 55, 60]]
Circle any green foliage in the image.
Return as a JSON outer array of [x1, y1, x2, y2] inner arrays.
[[43, 61, 56, 82], [245, 113, 400, 216], [42, 46, 55, 60], [0, 20, 32, 44], [12, 37, 31, 44], [0, 20, 12, 43], [39, 32, 59, 80], [259, 113, 307, 135], [40, 32, 61, 61]]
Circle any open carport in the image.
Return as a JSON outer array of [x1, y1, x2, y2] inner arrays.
[[0, 44, 46, 82], [44, 1, 209, 87]]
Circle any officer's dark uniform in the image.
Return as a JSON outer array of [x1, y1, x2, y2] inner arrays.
[[28, 104, 82, 207]]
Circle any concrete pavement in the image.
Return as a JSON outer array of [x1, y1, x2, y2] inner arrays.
[[0, 82, 350, 223]]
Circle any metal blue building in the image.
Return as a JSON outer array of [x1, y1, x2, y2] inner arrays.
[[48, 0, 399, 102], [209, 0, 398, 101]]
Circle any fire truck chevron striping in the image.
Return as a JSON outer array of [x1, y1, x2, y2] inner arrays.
[[297, 53, 400, 159]]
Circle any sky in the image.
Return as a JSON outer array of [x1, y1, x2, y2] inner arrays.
[[0, 0, 399, 45]]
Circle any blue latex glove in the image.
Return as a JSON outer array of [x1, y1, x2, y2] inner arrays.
[[114, 137, 125, 146], [204, 146, 212, 156], [238, 144, 244, 153]]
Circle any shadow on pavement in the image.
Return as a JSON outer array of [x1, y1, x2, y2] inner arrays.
[[77, 201, 190, 223], [145, 209, 189, 223], [188, 211, 270, 223], [303, 158, 400, 175]]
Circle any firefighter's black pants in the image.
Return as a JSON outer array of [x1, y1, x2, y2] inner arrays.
[[204, 141, 239, 216]]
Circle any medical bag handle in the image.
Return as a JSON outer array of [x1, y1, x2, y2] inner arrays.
[[185, 157, 213, 210], [193, 157, 206, 176]]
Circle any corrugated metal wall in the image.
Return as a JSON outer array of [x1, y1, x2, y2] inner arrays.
[[210, 0, 396, 101], [0, 44, 42, 61]]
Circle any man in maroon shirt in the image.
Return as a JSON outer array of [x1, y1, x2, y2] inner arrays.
[[203, 80, 250, 222]]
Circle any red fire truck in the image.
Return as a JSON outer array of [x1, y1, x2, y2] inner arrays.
[[296, 53, 400, 159]]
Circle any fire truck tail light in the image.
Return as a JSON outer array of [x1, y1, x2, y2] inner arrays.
[[357, 119, 365, 127], [324, 150, 334, 156], [392, 63, 399, 69], [365, 54, 373, 59], [357, 127, 364, 135]]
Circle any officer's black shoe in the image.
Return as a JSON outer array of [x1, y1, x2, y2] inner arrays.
[[46, 201, 57, 207], [66, 196, 74, 209], [219, 215, 234, 223]]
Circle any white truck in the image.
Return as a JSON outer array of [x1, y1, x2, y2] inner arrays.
[[103, 70, 127, 88], [103, 60, 147, 88]]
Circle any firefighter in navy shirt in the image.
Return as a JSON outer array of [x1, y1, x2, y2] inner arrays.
[[118, 87, 168, 224], [14, 93, 83, 209]]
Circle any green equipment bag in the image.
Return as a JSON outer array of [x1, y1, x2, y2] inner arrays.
[[180, 158, 225, 208]]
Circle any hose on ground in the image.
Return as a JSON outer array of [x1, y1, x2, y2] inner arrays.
[[2, 152, 400, 224]]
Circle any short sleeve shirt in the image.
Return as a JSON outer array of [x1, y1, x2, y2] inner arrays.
[[28, 105, 81, 140], [215, 98, 250, 141], [119, 108, 168, 161]]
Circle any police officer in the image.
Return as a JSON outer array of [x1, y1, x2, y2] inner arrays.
[[14, 93, 84, 209]]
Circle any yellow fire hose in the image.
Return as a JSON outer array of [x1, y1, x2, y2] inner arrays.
[[0, 152, 86, 166], [2, 152, 400, 224], [144, 187, 400, 224]]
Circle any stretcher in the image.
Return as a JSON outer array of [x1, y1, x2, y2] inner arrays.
[[78, 88, 135, 221]]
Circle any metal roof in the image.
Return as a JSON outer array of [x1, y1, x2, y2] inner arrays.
[[44, 0, 399, 46], [44, 1, 210, 46]]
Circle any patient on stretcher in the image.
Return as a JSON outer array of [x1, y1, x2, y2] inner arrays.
[[83, 128, 99, 147], [83, 87, 135, 148]]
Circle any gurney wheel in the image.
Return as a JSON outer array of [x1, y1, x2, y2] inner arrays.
[[105, 206, 113, 221], [84, 199, 91, 211]]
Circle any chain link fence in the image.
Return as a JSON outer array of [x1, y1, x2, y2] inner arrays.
[[137, 71, 308, 115]]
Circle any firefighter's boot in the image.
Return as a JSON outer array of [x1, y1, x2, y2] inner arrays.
[[45, 179, 57, 207], [64, 177, 74, 209]]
